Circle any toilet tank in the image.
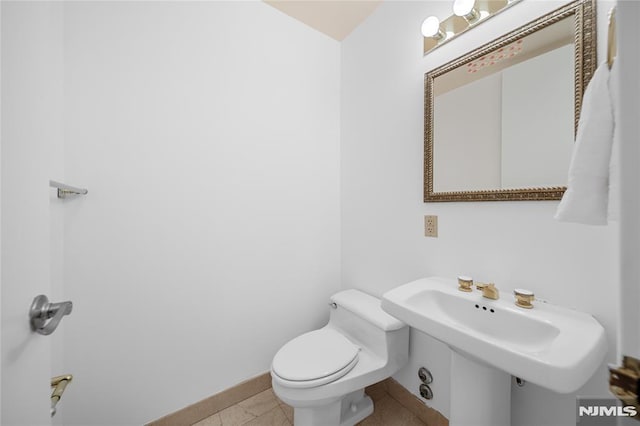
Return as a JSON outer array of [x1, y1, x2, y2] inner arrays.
[[328, 289, 408, 364]]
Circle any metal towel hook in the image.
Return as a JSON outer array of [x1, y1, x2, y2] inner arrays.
[[29, 295, 73, 335]]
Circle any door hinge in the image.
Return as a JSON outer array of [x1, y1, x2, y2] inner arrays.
[[609, 355, 640, 420]]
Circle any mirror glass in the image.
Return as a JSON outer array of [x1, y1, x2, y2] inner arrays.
[[424, 0, 596, 202]]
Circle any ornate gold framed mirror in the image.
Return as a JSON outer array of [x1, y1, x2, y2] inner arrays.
[[424, 0, 596, 202]]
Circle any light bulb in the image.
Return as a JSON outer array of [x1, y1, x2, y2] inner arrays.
[[453, 0, 475, 17], [421, 16, 444, 39]]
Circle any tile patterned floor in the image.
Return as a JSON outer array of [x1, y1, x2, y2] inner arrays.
[[192, 384, 427, 426]]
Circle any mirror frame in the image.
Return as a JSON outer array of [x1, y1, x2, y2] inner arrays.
[[424, 0, 596, 202]]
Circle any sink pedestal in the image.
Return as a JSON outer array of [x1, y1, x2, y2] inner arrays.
[[450, 351, 510, 426]]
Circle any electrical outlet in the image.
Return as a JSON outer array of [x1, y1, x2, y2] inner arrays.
[[424, 215, 438, 237]]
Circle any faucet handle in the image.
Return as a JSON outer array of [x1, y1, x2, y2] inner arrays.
[[457, 276, 473, 292], [514, 289, 534, 309]]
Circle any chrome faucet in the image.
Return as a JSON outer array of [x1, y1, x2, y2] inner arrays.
[[476, 282, 499, 300]]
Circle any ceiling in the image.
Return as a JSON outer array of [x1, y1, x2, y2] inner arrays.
[[264, 0, 383, 41]]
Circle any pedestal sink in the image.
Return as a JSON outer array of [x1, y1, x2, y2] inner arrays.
[[381, 277, 607, 426]]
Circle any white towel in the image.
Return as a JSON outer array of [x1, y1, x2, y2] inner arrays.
[[555, 62, 616, 225]]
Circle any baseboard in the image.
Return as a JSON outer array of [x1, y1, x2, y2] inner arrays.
[[372, 378, 449, 426], [146, 372, 272, 426]]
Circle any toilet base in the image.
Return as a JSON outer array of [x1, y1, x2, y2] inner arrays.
[[293, 389, 374, 426]]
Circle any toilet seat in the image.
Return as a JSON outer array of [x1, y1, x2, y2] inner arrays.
[[271, 329, 360, 389]]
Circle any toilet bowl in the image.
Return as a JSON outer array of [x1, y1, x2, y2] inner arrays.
[[270, 289, 409, 426]]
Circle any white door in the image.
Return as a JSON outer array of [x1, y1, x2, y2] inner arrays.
[[617, 1, 640, 425], [618, 1, 640, 361], [1, 2, 65, 425]]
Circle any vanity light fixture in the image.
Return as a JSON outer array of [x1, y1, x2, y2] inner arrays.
[[423, 0, 523, 55], [421, 16, 446, 40]]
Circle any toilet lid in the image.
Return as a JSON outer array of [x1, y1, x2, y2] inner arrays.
[[272, 329, 360, 382]]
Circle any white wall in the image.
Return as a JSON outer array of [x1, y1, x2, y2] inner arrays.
[[60, 2, 340, 424], [1, 1, 65, 424], [341, 1, 618, 425]]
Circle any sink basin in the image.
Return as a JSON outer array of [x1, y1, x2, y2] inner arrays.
[[382, 277, 607, 394]]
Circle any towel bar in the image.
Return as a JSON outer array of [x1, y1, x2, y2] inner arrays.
[[49, 180, 88, 199]]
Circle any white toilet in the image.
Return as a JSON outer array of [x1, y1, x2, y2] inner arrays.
[[270, 289, 409, 426]]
